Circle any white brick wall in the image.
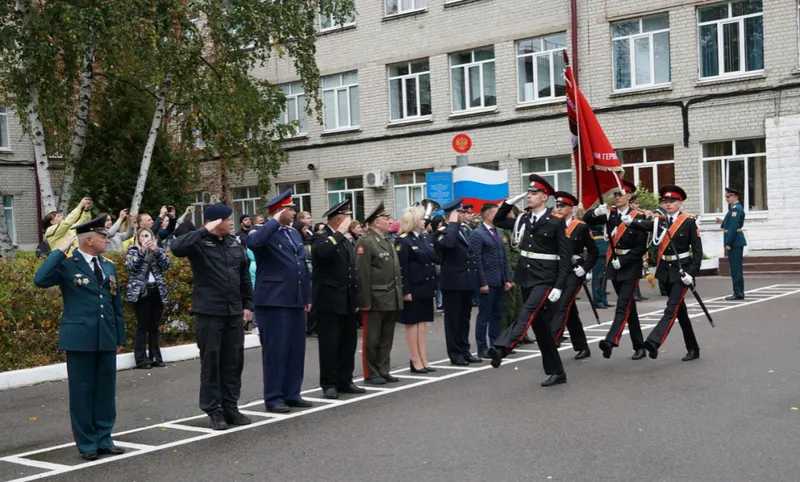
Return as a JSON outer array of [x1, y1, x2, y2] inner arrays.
[[0, 105, 39, 249]]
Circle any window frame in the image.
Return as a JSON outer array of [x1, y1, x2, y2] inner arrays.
[[519, 156, 573, 208], [191, 191, 210, 227], [2, 195, 14, 244], [388, 59, 432, 123], [319, 4, 355, 32], [276, 181, 312, 213], [449, 47, 497, 113], [515, 33, 568, 104], [0, 106, 8, 149], [392, 170, 432, 218], [232, 186, 261, 222], [278, 82, 308, 137], [697, 1, 764, 80], [385, 0, 428, 17], [322, 72, 360, 132], [700, 138, 767, 215], [616, 146, 676, 193], [611, 15, 671, 91], [326, 176, 365, 220]]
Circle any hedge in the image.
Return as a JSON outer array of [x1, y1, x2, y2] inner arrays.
[[0, 251, 198, 372]]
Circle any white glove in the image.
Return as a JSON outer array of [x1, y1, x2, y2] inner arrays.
[[620, 214, 633, 225], [547, 288, 562, 303], [610, 227, 617, 238], [507, 193, 526, 205], [573, 266, 586, 277], [594, 204, 610, 217], [611, 258, 621, 270], [585, 271, 593, 282], [681, 273, 693, 286]]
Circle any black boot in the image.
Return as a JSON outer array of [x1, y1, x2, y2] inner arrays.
[[541, 373, 567, 387], [682, 349, 700, 361]]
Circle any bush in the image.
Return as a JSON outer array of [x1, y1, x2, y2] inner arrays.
[[0, 252, 197, 372]]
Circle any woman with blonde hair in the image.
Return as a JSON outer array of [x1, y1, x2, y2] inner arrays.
[[395, 206, 438, 373]]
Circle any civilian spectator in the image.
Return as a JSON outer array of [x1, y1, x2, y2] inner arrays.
[[237, 214, 252, 246], [43, 197, 93, 256], [313, 222, 326, 233], [347, 220, 362, 241], [297, 211, 312, 228], [103, 209, 134, 252]]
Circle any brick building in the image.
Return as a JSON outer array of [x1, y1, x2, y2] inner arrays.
[[0, 106, 39, 250]]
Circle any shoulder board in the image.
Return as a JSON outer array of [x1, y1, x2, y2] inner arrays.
[[437, 226, 446, 232], [396, 244, 402, 251], [551, 213, 563, 219], [400, 233, 407, 238], [684, 214, 696, 220], [102, 258, 115, 265], [373, 235, 381, 243]]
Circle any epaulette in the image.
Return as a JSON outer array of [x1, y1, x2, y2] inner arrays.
[[400, 233, 407, 238], [551, 213, 563, 219], [437, 226, 446, 232], [102, 258, 115, 265]]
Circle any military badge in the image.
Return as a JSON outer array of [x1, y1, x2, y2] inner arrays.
[[732, 211, 737, 217], [396, 245, 402, 252], [109, 275, 117, 295], [356, 246, 365, 255], [82, 278, 89, 285]]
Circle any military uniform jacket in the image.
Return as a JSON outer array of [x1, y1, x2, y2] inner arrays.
[[435, 222, 479, 291], [396, 232, 438, 299], [721, 201, 747, 248], [583, 206, 648, 281], [247, 219, 311, 309], [355, 228, 403, 311], [310, 225, 356, 315], [495, 202, 571, 290], [628, 212, 703, 282], [566, 219, 598, 274], [499, 227, 521, 277], [34, 249, 126, 352]]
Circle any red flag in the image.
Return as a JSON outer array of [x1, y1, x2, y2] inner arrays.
[[564, 52, 624, 208]]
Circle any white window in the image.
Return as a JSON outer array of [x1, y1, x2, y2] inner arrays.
[[698, 0, 763, 79], [393, 170, 432, 218], [0, 106, 9, 148], [612, 14, 670, 90], [279, 82, 308, 136], [520, 156, 572, 208], [191, 191, 211, 227], [388, 59, 431, 122], [232, 186, 261, 222], [701, 138, 767, 214], [2, 195, 14, 243], [327, 176, 365, 221], [386, 0, 427, 16], [322, 72, 360, 131], [450, 47, 496, 113], [617, 146, 675, 194], [516, 33, 567, 103], [277, 181, 312, 213], [319, 4, 355, 32]]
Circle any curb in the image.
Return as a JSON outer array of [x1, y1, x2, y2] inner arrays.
[[0, 334, 262, 391]]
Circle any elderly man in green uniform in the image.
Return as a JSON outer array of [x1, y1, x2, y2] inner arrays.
[[355, 202, 403, 385], [499, 206, 522, 332], [716, 187, 747, 300], [34, 216, 126, 461]]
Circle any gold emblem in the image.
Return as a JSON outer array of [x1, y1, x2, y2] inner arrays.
[[109, 275, 117, 296], [83, 278, 89, 285]]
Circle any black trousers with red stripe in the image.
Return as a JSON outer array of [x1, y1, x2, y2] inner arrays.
[[647, 281, 699, 350], [606, 278, 644, 350], [493, 284, 564, 376], [549, 275, 589, 351], [317, 312, 357, 390]]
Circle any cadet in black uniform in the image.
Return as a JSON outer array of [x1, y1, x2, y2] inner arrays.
[[488, 175, 571, 387], [548, 191, 597, 360], [583, 180, 649, 361], [624, 185, 702, 361]]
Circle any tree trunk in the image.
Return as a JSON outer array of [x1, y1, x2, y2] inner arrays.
[[219, 160, 228, 204], [0, 195, 15, 260], [130, 75, 172, 216], [57, 42, 95, 214]]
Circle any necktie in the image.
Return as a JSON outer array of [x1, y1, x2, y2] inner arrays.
[[92, 257, 103, 284], [531, 215, 537, 225], [490, 227, 498, 241], [667, 216, 673, 229]]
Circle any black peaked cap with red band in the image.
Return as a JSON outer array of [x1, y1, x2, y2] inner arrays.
[[528, 174, 555, 196], [553, 191, 578, 206], [659, 184, 687, 201], [615, 179, 637, 195]]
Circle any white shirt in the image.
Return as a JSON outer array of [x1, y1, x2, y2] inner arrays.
[[530, 207, 548, 223], [76, 248, 105, 280]]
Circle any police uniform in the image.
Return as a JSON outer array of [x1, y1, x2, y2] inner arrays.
[[435, 198, 481, 366], [34, 216, 126, 460], [721, 187, 746, 300], [548, 191, 597, 359], [248, 190, 312, 412], [627, 185, 702, 361], [397, 231, 437, 324], [310, 199, 365, 399], [583, 180, 649, 360], [489, 175, 571, 387], [355, 203, 404, 384]]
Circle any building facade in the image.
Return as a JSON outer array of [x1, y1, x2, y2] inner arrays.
[[0, 106, 39, 250]]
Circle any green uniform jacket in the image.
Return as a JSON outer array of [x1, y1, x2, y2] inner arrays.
[[721, 201, 747, 248], [355, 228, 403, 311], [34, 249, 126, 352], [499, 228, 520, 277]]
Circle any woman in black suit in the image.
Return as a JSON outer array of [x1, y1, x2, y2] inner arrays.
[[396, 206, 438, 373]]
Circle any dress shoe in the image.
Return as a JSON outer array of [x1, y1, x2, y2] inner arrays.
[[574, 349, 591, 360], [554, 338, 562, 348], [487, 347, 503, 368], [603, 303, 613, 308], [507, 349, 516, 355], [643, 340, 659, 359], [337, 383, 367, 394], [98, 446, 126, 456], [410, 361, 428, 374], [266, 403, 291, 414], [135, 363, 152, 369], [594, 303, 607, 309], [151, 360, 166, 368], [286, 398, 313, 408], [223, 408, 252, 426], [478, 350, 490, 359], [365, 376, 387, 385], [682, 349, 700, 361], [599, 340, 613, 359], [541, 373, 567, 387], [465, 354, 483, 364], [631, 348, 647, 360], [451, 359, 469, 366], [724, 295, 744, 301], [81, 451, 98, 461], [209, 411, 229, 430], [635, 295, 649, 301], [381, 374, 400, 383], [423, 366, 436, 372], [323, 388, 339, 399]]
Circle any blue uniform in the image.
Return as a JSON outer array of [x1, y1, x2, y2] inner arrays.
[[722, 201, 747, 299], [396, 232, 438, 324], [34, 249, 126, 455], [248, 219, 311, 408]]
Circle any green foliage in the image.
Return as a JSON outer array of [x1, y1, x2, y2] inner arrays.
[[635, 183, 660, 212], [0, 252, 197, 372]]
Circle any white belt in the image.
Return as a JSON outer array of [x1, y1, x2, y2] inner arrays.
[[520, 250, 559, 261], [662, 252, 690, 262], [614, 248, 630, 255], [572, 255, 582, 261]]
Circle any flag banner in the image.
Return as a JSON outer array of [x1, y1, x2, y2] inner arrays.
[[452, 166, 509, 209]]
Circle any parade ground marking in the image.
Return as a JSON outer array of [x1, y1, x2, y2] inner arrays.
[[2, 283, 799, 482]]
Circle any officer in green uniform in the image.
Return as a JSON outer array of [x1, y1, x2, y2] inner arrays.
[[499, 207, 522, 331], [34, 216, 126, 461], [355, 202, 404, 384], [717, 187, 747, 300]]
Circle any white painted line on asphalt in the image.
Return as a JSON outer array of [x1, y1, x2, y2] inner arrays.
[[511, 349, 540, 354], [1, 457, 70, 472], [2, 283, 797, 482], [393, 374, 434, 380], [238, 410, 282, 418], [301, 397, 345, 405], [427, 364, 473, 370], [111, 441, 154, 451]]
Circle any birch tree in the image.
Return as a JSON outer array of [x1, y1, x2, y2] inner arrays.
[[0, 194, 14, 259]]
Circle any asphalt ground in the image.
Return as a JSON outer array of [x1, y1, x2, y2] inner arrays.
[[1, 276, 799, 482]]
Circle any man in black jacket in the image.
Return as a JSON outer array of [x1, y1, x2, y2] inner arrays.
[[310, 199, 367, 399], [170, 204, 254, 430]]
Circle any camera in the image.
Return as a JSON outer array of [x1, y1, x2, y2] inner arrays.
[[142, 231, 152, 241], [307, 163, 316, 171]]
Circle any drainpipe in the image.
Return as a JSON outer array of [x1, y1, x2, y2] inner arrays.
[[570, 0, 579, 85]]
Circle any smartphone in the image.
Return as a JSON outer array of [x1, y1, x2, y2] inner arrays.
[[142, 231, 152, 241]]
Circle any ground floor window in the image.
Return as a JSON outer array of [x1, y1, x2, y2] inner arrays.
[[2, 195, 13, 243], [701, 138, 767, 214], [327, 176, 365, 221]]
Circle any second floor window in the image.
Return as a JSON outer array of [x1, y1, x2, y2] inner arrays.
[[612, 14, 670, 90], [698, 0, 763, 79], [386, 0, 427, 16], [322, 72, 360, 131], [319, 4, 355, 31], [0, 106, 8, 148], [279, 82, 308, 136], [516, 33, 567, 103], [450, 46, 496, 113], [389, 59, 431, 121]]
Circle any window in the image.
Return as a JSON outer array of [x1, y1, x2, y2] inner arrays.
[[327, 176, 365, 221], [322, 72, 360, 131], [520, 156, 572, 207], [232, 186, 261, 222], [386, 0, 427, 16], [698, 0, 763, 79], [617, 146, 675, 194], [451, 161, 499, 171], [279, 82, 308, 136], [450, 47, 496, 112], [2, 195, 13, 243], [393, 170, 432, 218], [319, 4, 355, 31], [701, 138, 767, 213], [191, 191, 211, 227], [0, 106, 9, 148], [276, 181, 312, 213], [516, 33, 568, 103], [612, 14, 670, 90], [389, 59, 431, 121]]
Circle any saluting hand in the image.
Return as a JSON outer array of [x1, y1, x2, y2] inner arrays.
[[205, 218, 224, 233], [58, 233, 77, 253], [715, 217, 723, 224], [507, 192, 526, 205], [336, 216, 352, 234], [447, 210, 459, 224]]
